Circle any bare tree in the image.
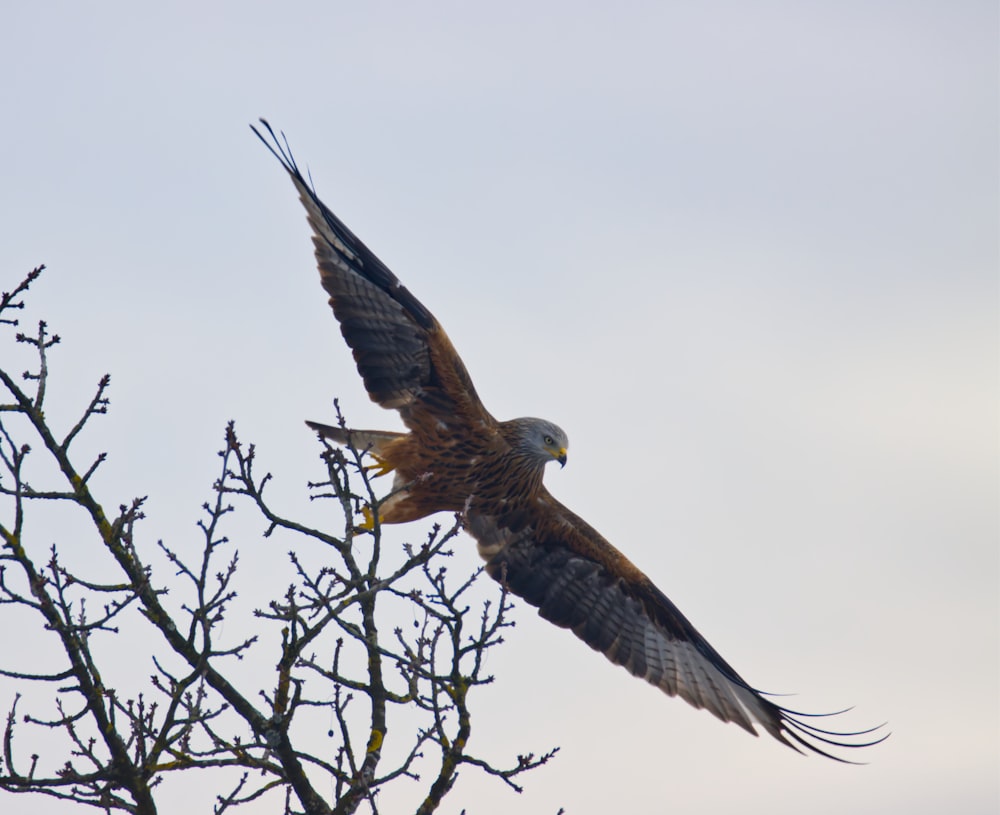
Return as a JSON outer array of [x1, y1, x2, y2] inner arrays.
[[0, 266, 558, 814]]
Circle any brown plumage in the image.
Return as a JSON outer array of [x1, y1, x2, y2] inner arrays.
[[253, 120, 885, 761]]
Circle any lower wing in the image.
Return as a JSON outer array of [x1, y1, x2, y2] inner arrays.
[[465, 499, 887, 761]]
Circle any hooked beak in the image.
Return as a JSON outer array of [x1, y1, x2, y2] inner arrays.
[[555, 448, 567, 468]]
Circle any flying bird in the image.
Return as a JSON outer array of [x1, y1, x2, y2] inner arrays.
[[253, 120, 885, 761]]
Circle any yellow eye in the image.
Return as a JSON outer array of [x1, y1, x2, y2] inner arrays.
[[544, 435, 555, 446]]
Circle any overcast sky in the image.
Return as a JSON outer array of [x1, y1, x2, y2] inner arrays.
[[1, 2, 997, 814]]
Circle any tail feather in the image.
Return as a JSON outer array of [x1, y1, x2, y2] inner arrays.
[[305, 421, 404, 456]]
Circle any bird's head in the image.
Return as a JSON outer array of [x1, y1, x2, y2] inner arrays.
[[517, 418, 569, 468]]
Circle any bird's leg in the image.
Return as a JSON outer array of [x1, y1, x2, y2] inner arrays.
[[364, 453, 395, 478], [359, 504, 381, 531]]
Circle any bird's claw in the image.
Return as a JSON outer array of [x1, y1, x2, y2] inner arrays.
[[358, 504, 379, 531], [364, 454, 394, 478]]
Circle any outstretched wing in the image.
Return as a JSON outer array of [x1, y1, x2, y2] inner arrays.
[[252, 120, 495, 432], [466, 496, 886, 761]]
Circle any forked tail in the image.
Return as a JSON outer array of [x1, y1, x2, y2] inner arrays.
[[305, 421, 404, 458]]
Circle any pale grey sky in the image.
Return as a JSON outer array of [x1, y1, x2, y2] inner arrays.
[[1, 2, 997, 814]]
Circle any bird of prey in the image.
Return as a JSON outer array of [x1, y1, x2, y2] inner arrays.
[[253, 120, 884, 761]]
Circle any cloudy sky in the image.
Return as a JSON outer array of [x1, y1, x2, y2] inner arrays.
[[1, 2, 997, 813]]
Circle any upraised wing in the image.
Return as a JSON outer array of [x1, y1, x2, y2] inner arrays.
[[252, 120, 494, 433], [466, 496, 886, 761]]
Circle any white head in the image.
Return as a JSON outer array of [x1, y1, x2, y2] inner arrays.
[[512, 417, 568, 468]]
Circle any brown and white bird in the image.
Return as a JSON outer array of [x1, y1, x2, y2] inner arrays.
[[253, 120, 885, 762]]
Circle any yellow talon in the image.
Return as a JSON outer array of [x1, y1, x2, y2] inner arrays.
[[364, 454, 394, 478], [359, 504, 378, 531]]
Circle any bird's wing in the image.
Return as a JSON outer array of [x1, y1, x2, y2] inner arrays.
[[466, 494, 886, 761], [253, 120, 495, 433]]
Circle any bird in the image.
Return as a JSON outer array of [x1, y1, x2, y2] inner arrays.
[[252, 119, 885, 762]]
